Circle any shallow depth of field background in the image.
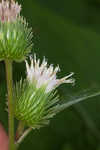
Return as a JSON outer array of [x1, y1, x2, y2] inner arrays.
[[1, 0, 100, 150]]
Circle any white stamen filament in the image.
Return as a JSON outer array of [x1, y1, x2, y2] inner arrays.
[[25, 55, 75, 93]]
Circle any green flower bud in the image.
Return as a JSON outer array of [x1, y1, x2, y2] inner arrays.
[[0, 0, 33, 61], [14, 55, 75, 129]]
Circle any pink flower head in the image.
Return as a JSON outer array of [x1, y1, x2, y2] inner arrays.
[[0, 0, 21, 22]]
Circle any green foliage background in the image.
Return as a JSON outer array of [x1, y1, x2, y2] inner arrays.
[[1, 0, 100, 149]]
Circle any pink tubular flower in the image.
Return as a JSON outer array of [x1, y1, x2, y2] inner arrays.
[[0, 0, 21, 22]]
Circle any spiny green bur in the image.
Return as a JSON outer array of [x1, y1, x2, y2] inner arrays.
[[14, 80, 60, 129], [0, 18, 33, 62]]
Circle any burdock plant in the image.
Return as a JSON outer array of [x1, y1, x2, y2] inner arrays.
[[0, 0, 100, 150]]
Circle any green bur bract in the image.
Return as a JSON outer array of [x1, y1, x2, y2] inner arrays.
[[14, 80, 60, 129], [0, 18, 33, 61]]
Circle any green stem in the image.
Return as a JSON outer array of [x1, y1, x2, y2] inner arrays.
[[15, 121, 25, 141], [5, 60, 15, 150], [16, 128, 32, 148]]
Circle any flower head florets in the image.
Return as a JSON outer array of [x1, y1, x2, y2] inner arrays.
[[0, 0, 21, 22], [14, 55, 75, 128], [25, 55, 75, 93]]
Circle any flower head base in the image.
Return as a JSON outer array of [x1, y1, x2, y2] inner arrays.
[[14, 55, 75, 129], [0, 0, 21, 22], [25, 55, 75, 93], [0, 18, 33, 61]]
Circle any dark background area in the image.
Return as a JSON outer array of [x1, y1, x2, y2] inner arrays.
[[1, 0, 100, 149]]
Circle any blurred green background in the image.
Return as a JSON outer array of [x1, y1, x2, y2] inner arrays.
[[1, 0, 100, 149]]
